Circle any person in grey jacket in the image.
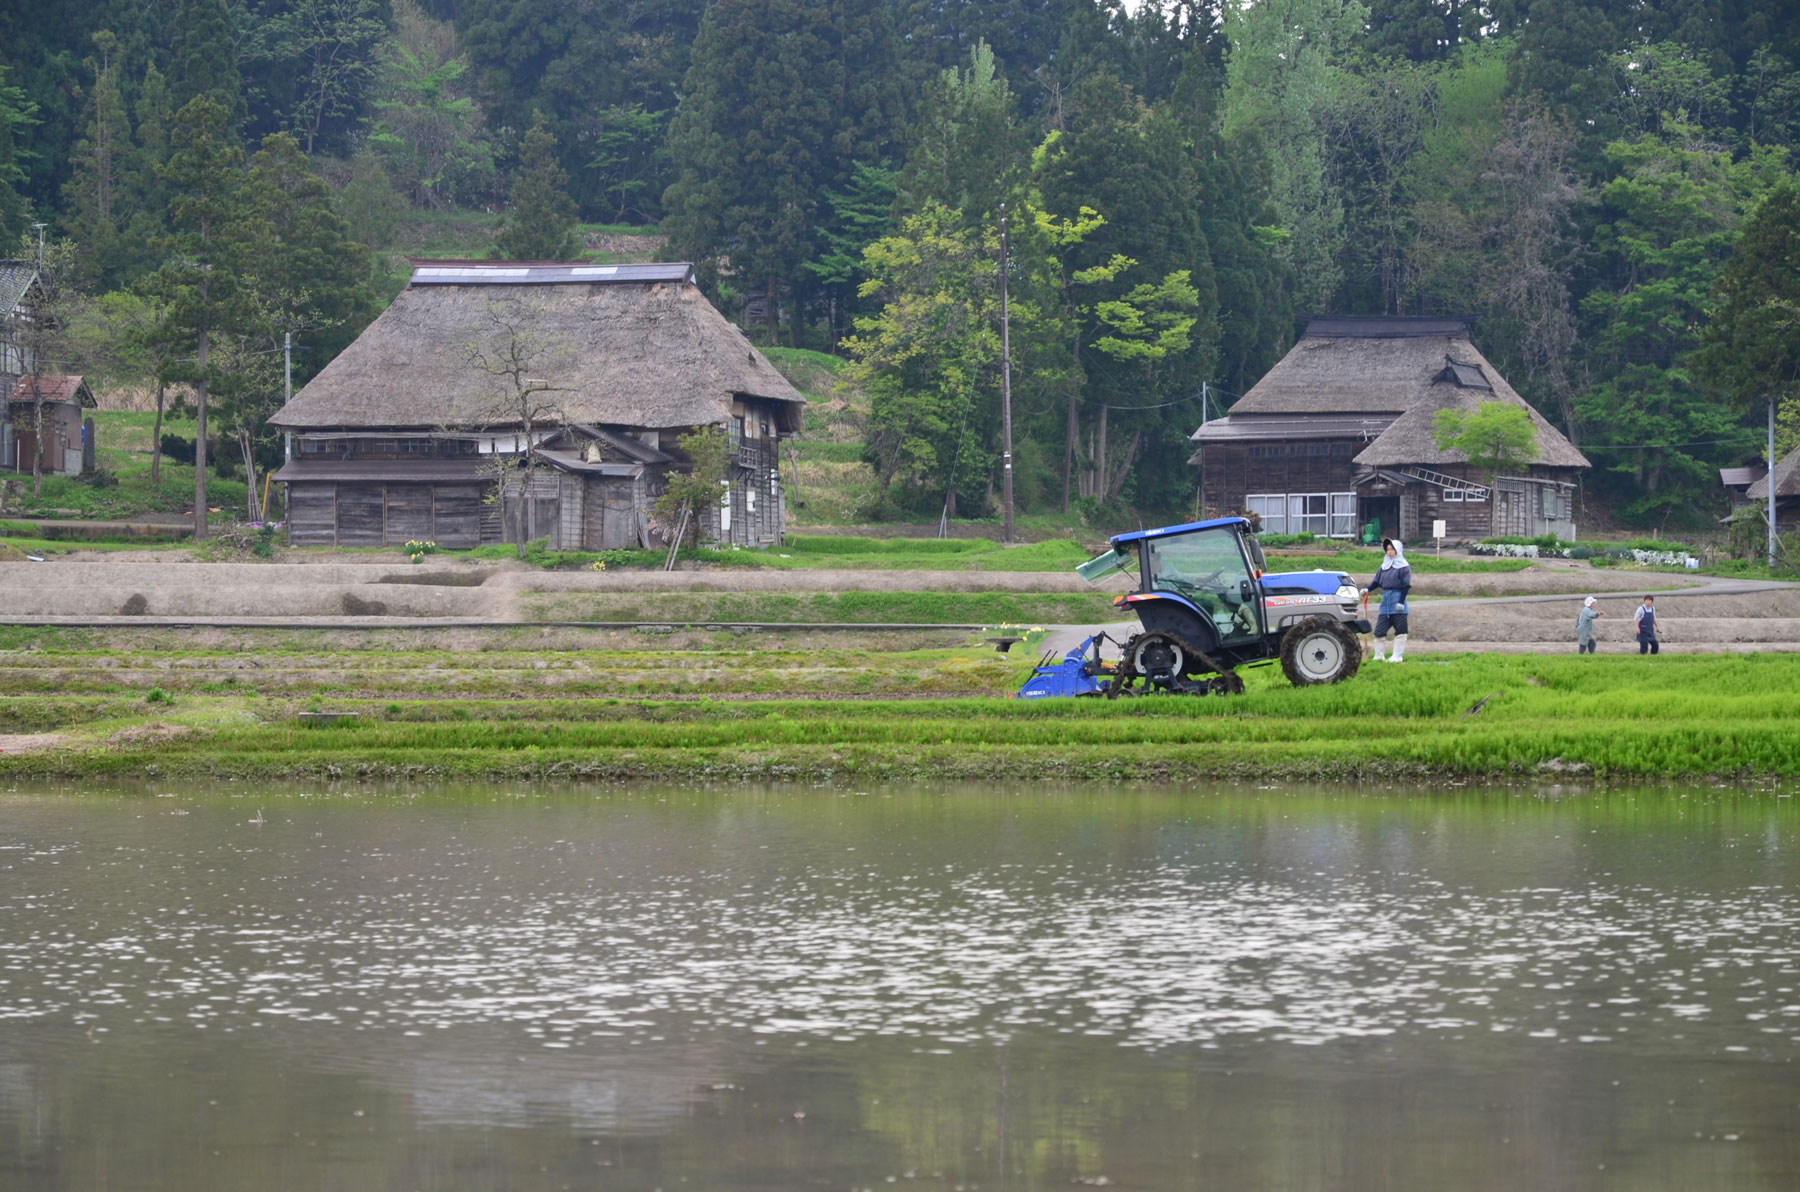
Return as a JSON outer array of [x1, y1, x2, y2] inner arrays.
[[1366, 538, 1412, 662], [1576, 595, 1603, 654]]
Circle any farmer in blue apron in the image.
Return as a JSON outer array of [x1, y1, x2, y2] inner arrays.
[[1633, 595, 1659, 655], [1366, 538, 1412, 663]]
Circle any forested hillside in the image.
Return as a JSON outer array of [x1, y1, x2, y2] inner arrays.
[[3, 0, 1799, 530]]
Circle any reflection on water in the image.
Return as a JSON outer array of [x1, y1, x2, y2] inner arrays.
[[2, 785, 1798, 1189]]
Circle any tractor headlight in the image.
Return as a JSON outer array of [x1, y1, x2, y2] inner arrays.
[[1335, 584, 1359, 602]]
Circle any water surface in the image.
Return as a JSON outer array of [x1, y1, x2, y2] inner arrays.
[[3, 783, 1798, 1190]]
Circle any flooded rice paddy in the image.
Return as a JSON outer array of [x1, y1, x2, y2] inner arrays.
[[2, 784, 1798, 1190]]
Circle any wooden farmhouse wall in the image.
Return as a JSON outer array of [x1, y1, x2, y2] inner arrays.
[[287, 482, 503, 548], [1199, 441, 1364, 517]]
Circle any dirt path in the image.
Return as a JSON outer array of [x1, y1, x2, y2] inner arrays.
[[1037, 575, 1800, 661]]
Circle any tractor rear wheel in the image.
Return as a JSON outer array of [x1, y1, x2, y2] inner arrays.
[[1280, 617, 1362, 687]]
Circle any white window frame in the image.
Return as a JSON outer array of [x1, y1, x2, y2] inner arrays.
[[1443, 489, 1464, 502], [1249, 491, 1357, 538]]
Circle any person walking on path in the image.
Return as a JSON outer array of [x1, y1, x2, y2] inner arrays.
[[1366, 538, 1412, 662], [1576, 595, 1603, 654], [1633, 595, 1660, 655]]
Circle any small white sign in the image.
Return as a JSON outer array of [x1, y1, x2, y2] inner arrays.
[[1432, 519, 1447, 540]]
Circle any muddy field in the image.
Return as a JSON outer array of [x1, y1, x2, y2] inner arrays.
[[0, 553, 1709, 618]]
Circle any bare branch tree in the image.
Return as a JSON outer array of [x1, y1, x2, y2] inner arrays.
[[463, 296, 572, 556]]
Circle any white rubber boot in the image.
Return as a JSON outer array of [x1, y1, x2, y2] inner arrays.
[[1372, 639, 1387, 662], [1391, 634, 1407, 663]]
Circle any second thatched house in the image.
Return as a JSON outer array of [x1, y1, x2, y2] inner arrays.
[[269, 262, 805, 550], [1189, 316, 1589, 542]]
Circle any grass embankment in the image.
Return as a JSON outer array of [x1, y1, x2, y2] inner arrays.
[[521, 589, 1119, 624], [1, 629, 1794, 784], [5, 409, 248, 526]]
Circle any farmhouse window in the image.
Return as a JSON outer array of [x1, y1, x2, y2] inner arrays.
[[1245, 491, 1357, 537]]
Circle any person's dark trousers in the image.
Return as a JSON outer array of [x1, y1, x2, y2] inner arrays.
[[1639, 637, 1658, 655], [1579, 641, 1596, 654]]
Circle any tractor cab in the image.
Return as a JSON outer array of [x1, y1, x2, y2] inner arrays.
[[1076, 517, 1365, 694]]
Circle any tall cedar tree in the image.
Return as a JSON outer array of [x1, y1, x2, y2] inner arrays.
[[147, 95, 254, 541], [1693, 185, 1800, 456], [226, 132, 378, 500], [0, 64, 37, 248], [61, 31, 132, 289], [897, 42, 1027, 229], [116, 63, 174, 284], [1036, 72, 1219, 512], [495, 111, 580, 260], [663, 0, 903, 341], [456, 0, 704, 219], [168, 0, 248, 133], [1575, 123, 1787, 524]]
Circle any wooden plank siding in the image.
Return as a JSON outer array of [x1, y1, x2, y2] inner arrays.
[[1197, 443, 1365, 518], [282, 481, 499, 547]]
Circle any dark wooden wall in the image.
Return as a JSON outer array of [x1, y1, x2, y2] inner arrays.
[[285, 482, 502, 547], [1198, 442, 1363, 515]]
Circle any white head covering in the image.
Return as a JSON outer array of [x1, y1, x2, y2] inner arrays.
[[1584, 596, 1596, 608], [1380, 539, 1407, 570]]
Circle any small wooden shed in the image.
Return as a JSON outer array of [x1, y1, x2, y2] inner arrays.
[[269, 262, 806, 550]]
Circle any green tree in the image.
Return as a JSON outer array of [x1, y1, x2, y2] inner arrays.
[[1431, 399, 1538, 532], [285, 0, 391, 155], [1221, 0, 1367, 312], [805, 162, 896, 350], [896, 42, 1026, 228], [336, 146, 405, 253], [114, 62, 174, 284], [494, 110, 580, 260], [169, 0, 248, 133], [60, 31, 132, 288], [145, 95, 256, 541], [654, 425, 732, 551], [369, 36, 496, 209], [585, 103, 669, 223], [1432, 400, 1538, 478], [662, 0, 903, 342], [846, 200, 1005, 517], [218, 132, 377, 514], [1693, 184, 1800, 461], [0, 63, 39, 249], [1575, 120, 1787, 524]]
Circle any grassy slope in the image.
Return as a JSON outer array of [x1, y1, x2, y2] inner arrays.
[[9, 409, 249, 523], [1, 634, 1796, 783]]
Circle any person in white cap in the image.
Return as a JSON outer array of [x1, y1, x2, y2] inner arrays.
[[1366, 538, 1412, 662], [1575, 595, 1603, 654]]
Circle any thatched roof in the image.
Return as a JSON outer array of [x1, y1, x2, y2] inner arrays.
[[270, 264, 806, 433], [1196, 316, 1588, 470], [0, 261, 39, 314], [1745, 444, 1800, 500]]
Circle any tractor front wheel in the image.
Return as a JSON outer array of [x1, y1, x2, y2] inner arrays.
[[1280, 618, 1362, 687]]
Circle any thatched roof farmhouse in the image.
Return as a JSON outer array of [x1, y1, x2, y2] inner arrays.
[[270, 262, 806, 550], [1189, 316, 1589, 542], [1739, 443, 1800, 531]]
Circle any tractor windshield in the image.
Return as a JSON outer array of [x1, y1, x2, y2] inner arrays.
[[1144, 527, 1260, 643], [1076, 546, 1132, 584]]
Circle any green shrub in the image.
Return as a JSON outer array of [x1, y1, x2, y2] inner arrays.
[[1569, 545, 1594, 559]]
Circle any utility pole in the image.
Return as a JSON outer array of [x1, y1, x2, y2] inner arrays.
[[999, 202, 1015, 545], [1770, 395, 1778, 570], [30, 223, 45, 270]]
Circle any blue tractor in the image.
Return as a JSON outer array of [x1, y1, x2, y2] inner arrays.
[[1021, 516, 1369, 697]]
